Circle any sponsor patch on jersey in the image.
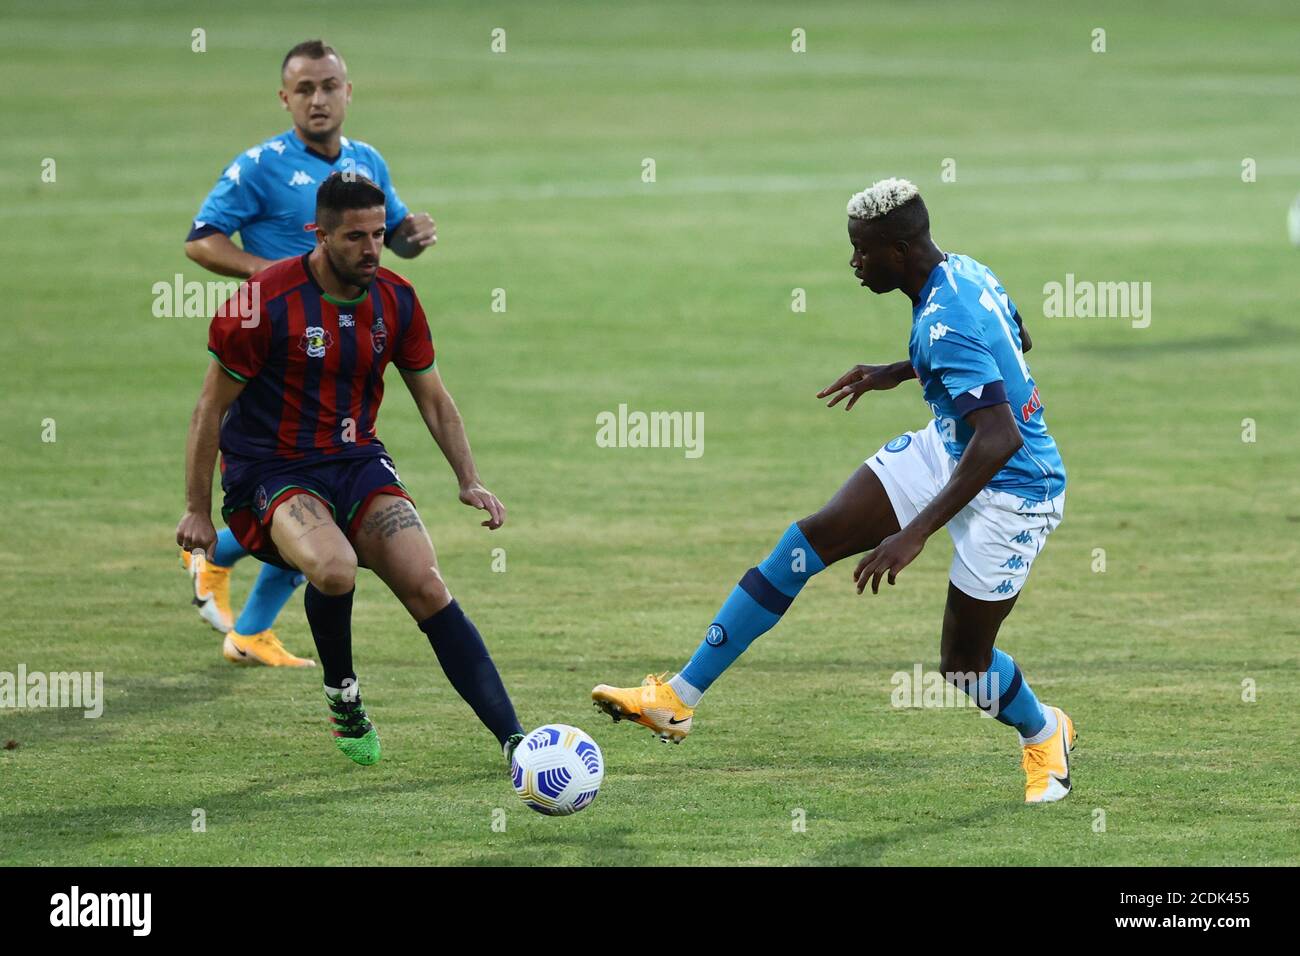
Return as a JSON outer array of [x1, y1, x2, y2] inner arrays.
[[885, 434, 912, 453]]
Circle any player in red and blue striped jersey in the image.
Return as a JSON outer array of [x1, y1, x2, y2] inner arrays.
[[177, 173, 525, 767], [179, 38, 438, 666]]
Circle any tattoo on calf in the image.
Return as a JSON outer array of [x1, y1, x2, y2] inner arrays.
[[362, 500, 422, 539]]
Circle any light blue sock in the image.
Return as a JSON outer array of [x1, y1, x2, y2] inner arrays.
[[677, 523, 826, 698], [233, 562, 306, 635], [210, 528, 249, 568], [954, 647, 1048, 738]]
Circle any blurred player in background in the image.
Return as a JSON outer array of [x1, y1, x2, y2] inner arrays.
[[593, 179, 1075, 804], [177, 173, 524, 766], [180, 39, 437, 667]]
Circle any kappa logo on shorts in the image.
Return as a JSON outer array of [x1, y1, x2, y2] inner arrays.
[[254, 484, 268, 512], [1000, 555, 1027, 571], [371, 317, 387, 355], [705, 623, 727, 647], [884, 434, 912, 453], [299, 326, 333, 358], [990, 580, 1016, 595]]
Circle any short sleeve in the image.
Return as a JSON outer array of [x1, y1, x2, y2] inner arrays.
[[370, 148, 410, 234], [187, 155, 264, 241], [929, 328, 1008, 417], [207, 284, 271, 382], [393, 288, 435, 373]]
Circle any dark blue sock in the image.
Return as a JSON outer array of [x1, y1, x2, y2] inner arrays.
[[679, 522, 826, 694], [303, 584, 354, 689], [234, 563, 305, 635], [419, 600, 523, 745]]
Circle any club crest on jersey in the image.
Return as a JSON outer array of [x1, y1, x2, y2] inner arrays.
[[885, 434, 912, 453], [300, 326, 333, 358], [254, 484, 268, 512], [371, 317, 387, 355]]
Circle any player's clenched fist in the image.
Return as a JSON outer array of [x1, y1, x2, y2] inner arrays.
[[176, 510, 218, 557]]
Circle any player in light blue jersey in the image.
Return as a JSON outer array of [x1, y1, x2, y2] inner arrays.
[[593, 179, 1076, 804], [179, 40, 438, 668]]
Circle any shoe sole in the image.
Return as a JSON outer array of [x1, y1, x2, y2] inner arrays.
[[591, 696, 687, 744]]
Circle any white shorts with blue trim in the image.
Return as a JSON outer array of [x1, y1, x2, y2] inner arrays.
[[865, 421, 1064, 600]]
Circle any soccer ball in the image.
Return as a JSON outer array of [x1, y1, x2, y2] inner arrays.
[[510, 724, 604, 816]]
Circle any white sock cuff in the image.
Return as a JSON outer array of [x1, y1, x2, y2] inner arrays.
[[668, 674, 703, 708], [1019, 706, 1058, 746]]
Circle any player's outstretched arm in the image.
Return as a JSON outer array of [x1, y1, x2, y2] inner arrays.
[[399, 367, 505, 529], [818, 360, 917, 410], [853, 402, 1023, 594], [184, 233, 276, 279], [387, 213, 438, 259], [176, 363, 245, 555]]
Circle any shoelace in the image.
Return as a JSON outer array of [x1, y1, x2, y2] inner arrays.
[[328, 698, 370, 734], [643, 672, 669, 686]]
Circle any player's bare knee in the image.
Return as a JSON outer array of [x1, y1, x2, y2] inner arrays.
[[796, 514, 843, 565], [312, 550, 358, 595], [403, 574, 451, 620]]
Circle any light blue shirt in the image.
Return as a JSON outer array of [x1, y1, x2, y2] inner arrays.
[[187, 129, 409, 258], [909, 254, 1066, 502]]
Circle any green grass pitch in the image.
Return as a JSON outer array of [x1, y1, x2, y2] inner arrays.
[[1, 0, 1297, 865]]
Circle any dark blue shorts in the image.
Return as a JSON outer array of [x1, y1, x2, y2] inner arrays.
[[220, 448, 412, 570]]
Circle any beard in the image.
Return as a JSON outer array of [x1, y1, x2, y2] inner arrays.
[[325, 245, 376, 289]]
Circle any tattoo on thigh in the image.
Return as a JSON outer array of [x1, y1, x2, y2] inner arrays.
[[287, 496, 324, 526], [362, 499, 422, 539]]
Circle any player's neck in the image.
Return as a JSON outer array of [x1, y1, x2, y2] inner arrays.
[[292, 125, 342, 161], [307, 247, 366, 301], [902, 242, 946, 305]]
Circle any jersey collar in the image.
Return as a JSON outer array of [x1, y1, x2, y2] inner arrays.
[[912, 254, 950, 320], [300, 252, 372, 305], [285, 128, 349, 165]]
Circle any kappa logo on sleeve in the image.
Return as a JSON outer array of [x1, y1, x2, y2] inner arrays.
[[928, 321, 952, 345]]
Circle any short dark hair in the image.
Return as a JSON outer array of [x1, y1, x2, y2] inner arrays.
[[875, 195, 930, 243], [281, 39, 343, 78], [315, 172, 385, 233]]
